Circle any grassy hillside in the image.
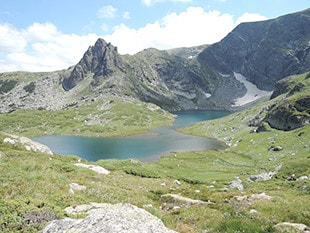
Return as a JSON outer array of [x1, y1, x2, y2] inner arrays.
[[0, 72, 309, 232], [0, 96, 174, 137]]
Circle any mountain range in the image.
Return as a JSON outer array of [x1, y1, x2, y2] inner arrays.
[[0, 8, 309, 113]]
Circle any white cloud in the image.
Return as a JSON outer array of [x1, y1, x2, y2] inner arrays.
[[97, 5, 118, 19], [25, 22, 59, 41], [104, 7, 234, 54], [100, 23, 109, 32], [0, 23, 26, 53], [123, 11, 131, 20], [142, 0, 192, 7], [235, 12, 268, 25], [0, 7, 267, 72], [0, 22, 98, 72], [104, 7, 267, 55]]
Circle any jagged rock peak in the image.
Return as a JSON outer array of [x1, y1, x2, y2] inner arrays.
[[94, 38, 109, 47], [63, 38, 124, 90]]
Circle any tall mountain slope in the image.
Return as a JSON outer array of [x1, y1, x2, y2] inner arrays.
[[0, 9, 309, 113], [198, 8, 310, 91], [61, 8, 309, 110]]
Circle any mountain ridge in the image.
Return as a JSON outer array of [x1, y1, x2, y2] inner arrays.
[[0, 8, 309, 113], [40, 7, 310, 110]]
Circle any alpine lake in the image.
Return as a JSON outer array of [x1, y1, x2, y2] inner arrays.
[[32, 110, 230, 162]]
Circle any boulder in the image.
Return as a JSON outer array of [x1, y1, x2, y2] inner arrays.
[[268, 145, 283, 151], [173, 180, 181, 185], [275, 222, 310, 233], [228, 177, 244, 191], [74, 163, 110, 175], [297, 176, 309, 181], [248, 164, 282, 182], [248, 171, 277, 182], [41, 203, 177, 233], [3, 134, 53, 155], [69, 182, 86, 194]]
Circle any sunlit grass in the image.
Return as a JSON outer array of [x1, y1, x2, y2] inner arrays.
[[0, 97, 174, 137], [0, 72, 309, 232]]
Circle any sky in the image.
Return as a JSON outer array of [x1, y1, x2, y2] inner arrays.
[[0, 0, 309, 72]]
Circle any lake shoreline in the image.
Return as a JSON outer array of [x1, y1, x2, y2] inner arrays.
[[32, 110, 231, 162]]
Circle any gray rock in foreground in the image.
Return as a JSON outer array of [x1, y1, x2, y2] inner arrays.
[[41, 203, 177, 233]]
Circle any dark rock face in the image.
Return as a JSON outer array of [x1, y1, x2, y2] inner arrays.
[[248, 71, 310, 131], [63, 39, 125, 90], [126, 49, 224, 110], [264, 101, 310, 131], [198, 8, 310, 91]]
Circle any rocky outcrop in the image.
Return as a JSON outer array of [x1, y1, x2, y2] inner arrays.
[[3, 134, 53, 155], [198, 8, 310, 91], [248, 71, 310, 131], [248, 164, 282, 182], [264, 98, 310, 131], [271, 72, 309, 99], [41, 203, 177, 233]]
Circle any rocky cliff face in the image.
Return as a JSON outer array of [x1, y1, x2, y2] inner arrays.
[[264, 73, 310, 131], [198, 8, 310, 91], [248, 72, 310, 131]]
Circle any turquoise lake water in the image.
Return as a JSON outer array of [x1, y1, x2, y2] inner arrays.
[[32, 110, 230, 162]]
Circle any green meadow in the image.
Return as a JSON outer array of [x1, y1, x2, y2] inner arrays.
[[0, 73, 309, 232]]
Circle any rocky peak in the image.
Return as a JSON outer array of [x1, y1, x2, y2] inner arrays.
[[62, 38, 124, 90]]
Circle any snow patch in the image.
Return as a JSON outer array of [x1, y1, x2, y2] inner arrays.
[[233, 72, 271, 106], [219, 73, 230, 78], [205, 92, 212, 98]]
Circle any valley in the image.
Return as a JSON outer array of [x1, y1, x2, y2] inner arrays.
[[0, 8, 309, 233]]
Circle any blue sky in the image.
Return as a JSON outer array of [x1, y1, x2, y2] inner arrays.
[[0, 0, 309, 71]]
